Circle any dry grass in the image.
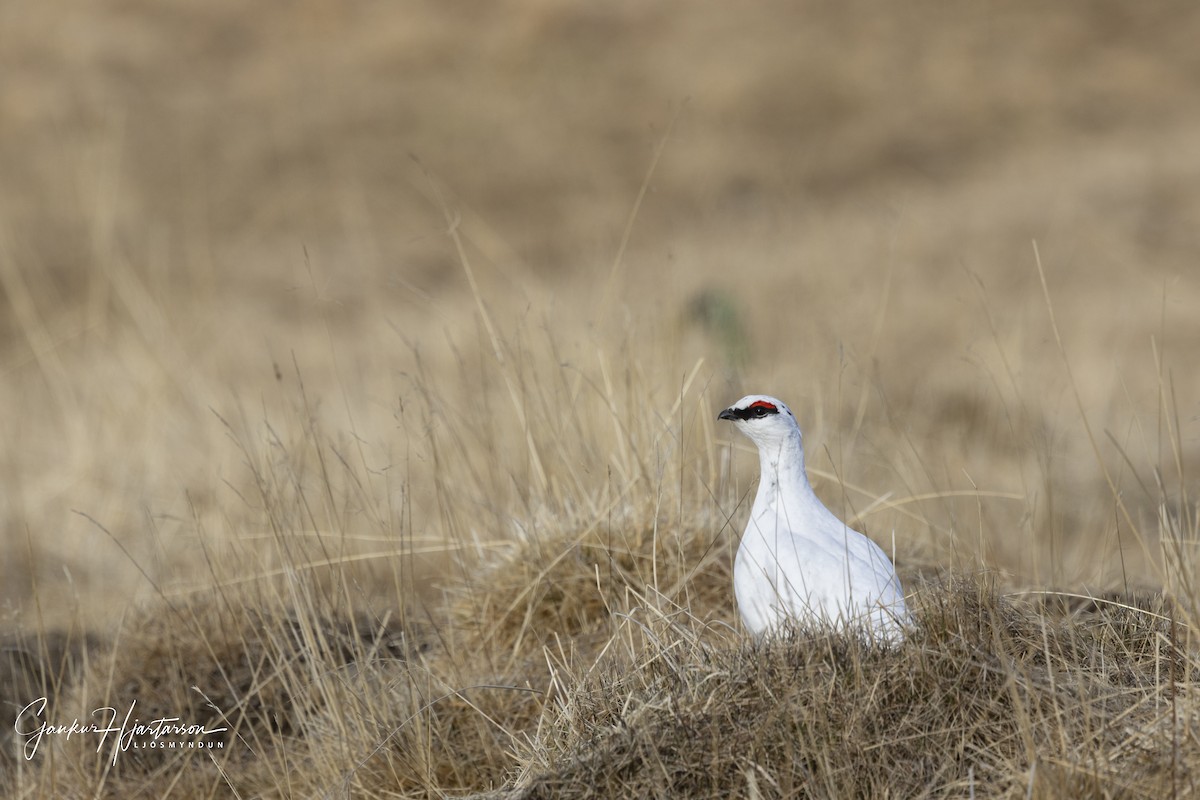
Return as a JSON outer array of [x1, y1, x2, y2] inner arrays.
[[6, 307, 1198, 796], [3, 1, 1200, 797]]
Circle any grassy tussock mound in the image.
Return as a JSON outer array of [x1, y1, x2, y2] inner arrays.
[[445, 519, 739, 665], [20, 518, 1194, 799], [45, 590, 416, 798], [501, 578, 1193, 799]]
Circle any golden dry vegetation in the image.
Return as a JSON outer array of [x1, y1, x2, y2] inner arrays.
[[2, 1, 1200, 797]]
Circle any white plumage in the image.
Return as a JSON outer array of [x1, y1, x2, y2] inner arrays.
[[719, 394, 909, 641]]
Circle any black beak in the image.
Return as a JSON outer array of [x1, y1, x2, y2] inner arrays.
[[718, 408, 738, 421]]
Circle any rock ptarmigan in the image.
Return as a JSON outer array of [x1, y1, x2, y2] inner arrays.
[[719, 394, 909, 641]]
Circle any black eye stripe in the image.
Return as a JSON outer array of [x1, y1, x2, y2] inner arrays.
[[729, 403, 780, 421]]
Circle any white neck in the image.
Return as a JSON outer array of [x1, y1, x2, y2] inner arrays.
[[749, 426, 823, 523]]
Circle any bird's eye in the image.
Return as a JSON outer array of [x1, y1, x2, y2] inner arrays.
[[753, 406, 767, 417]]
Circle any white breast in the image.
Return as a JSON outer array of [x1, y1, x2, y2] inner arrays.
[[734, 501, 908, 641]]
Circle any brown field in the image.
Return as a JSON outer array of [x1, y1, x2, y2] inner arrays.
[[2, 1, 1200, 797]]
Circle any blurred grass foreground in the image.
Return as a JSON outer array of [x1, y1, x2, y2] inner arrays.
[[2, 1, 1200, 797]]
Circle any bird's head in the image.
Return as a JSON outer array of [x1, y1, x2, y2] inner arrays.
[[717, 394, 801, 451]]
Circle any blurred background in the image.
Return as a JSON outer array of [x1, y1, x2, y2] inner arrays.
[[2, 0, 1199, 631]]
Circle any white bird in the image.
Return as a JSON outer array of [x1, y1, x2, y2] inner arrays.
[[718, 394, 909, 641]]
